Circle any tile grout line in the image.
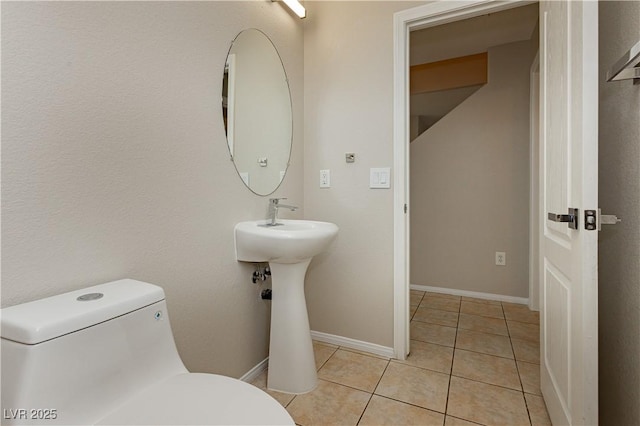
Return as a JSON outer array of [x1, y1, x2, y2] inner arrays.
[[324, 345, 392, 389], [446, 414, 485, 425], [428, 296, 534, 424], [443, 298, 461, 421], [414, 307, 512, 338], [439, 343, 515, 361], [413, 318, 509, 338], [291, 292, 546, 425], [410, 291, 426, 321], [411, 325, 520, 361], [448, 372, 527, 393], [284, 344, 340, 410], [356, 359, 392, 425], [284, 395, 295, 409], [316, 345, 339, 371], [502, 301, 534, 426], [366, 393, 449, 417], [411, 291, 457, 422], [412, 292, 545, 425], [315, 375, 378, 395], [355, 391, 374, 426]]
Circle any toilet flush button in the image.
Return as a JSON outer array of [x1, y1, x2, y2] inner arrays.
[[76, 293, 104, 302]]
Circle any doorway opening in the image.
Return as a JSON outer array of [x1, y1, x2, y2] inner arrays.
[[392, 0, 540, 361]]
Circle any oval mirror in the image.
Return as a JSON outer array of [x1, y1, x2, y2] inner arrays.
[[222, 29, 292, 196]]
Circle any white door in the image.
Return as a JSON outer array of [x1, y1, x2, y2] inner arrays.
[[539, 1, 598, 425]]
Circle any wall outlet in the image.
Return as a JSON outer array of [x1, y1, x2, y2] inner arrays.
[[320, 169, 331, 188], [496, 252, 506, 266]]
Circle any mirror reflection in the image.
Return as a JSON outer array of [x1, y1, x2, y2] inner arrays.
[[222, 29, 292, 196]]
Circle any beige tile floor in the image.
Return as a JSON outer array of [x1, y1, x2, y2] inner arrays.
[[251, 290, 552, 426]]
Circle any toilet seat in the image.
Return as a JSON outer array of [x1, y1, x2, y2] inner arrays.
[[96, 373, 294, 425]]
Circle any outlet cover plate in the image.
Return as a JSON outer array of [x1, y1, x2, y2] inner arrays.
[[320, 169, 331, 188]]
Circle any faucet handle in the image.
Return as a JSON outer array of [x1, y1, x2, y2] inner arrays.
[[269, 197, 287, 205]]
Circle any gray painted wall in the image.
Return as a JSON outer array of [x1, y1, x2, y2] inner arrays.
[[302, 1, 422, 348], [598, 2, 640, 425], [410, 39, 537, 298], [1, 1, 304, 378]]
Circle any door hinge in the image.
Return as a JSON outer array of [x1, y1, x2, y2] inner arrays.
[[404, 204, 408, 214], [585, 209, 622, 231]]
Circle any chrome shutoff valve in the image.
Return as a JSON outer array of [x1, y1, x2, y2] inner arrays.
[[252, 265, 271, 283]]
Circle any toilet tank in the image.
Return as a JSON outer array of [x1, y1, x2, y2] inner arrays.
[[1, 279, 187, 425]]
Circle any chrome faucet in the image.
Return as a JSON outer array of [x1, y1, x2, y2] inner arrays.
[[268, 198, 298, 226]]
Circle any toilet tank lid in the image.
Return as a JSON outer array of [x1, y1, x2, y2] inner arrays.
[[1, 279, 165, 344]]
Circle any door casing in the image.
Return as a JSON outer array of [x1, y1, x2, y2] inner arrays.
[[392, 0, 537, 360]]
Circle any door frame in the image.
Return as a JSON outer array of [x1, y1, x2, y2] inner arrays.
[[529, 52, 540, 311], [392, 0, 537, 358]]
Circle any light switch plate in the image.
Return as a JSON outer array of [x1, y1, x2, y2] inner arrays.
[[370, 167, 391, 189]]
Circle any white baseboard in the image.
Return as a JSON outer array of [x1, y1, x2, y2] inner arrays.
[[239, 357, 269, 383], [310, 330, 395, 358], [411, 284, 529, 305], [241, 286, 524, 382], [240, 332, 395, 382]]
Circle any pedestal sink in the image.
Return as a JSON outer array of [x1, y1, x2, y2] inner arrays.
[[235, 220, 338, 394]]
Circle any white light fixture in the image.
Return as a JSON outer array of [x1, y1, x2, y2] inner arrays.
[[273, 0, 306, 19]]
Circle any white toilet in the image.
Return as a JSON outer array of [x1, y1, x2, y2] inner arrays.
[[0, 279, 294, 425]]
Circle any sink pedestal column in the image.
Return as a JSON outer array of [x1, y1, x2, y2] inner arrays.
[[267, 259, 317, 394]]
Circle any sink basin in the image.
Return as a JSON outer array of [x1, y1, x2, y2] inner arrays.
[[234, 219, 338, 394], [235, 220, 338, 264]]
